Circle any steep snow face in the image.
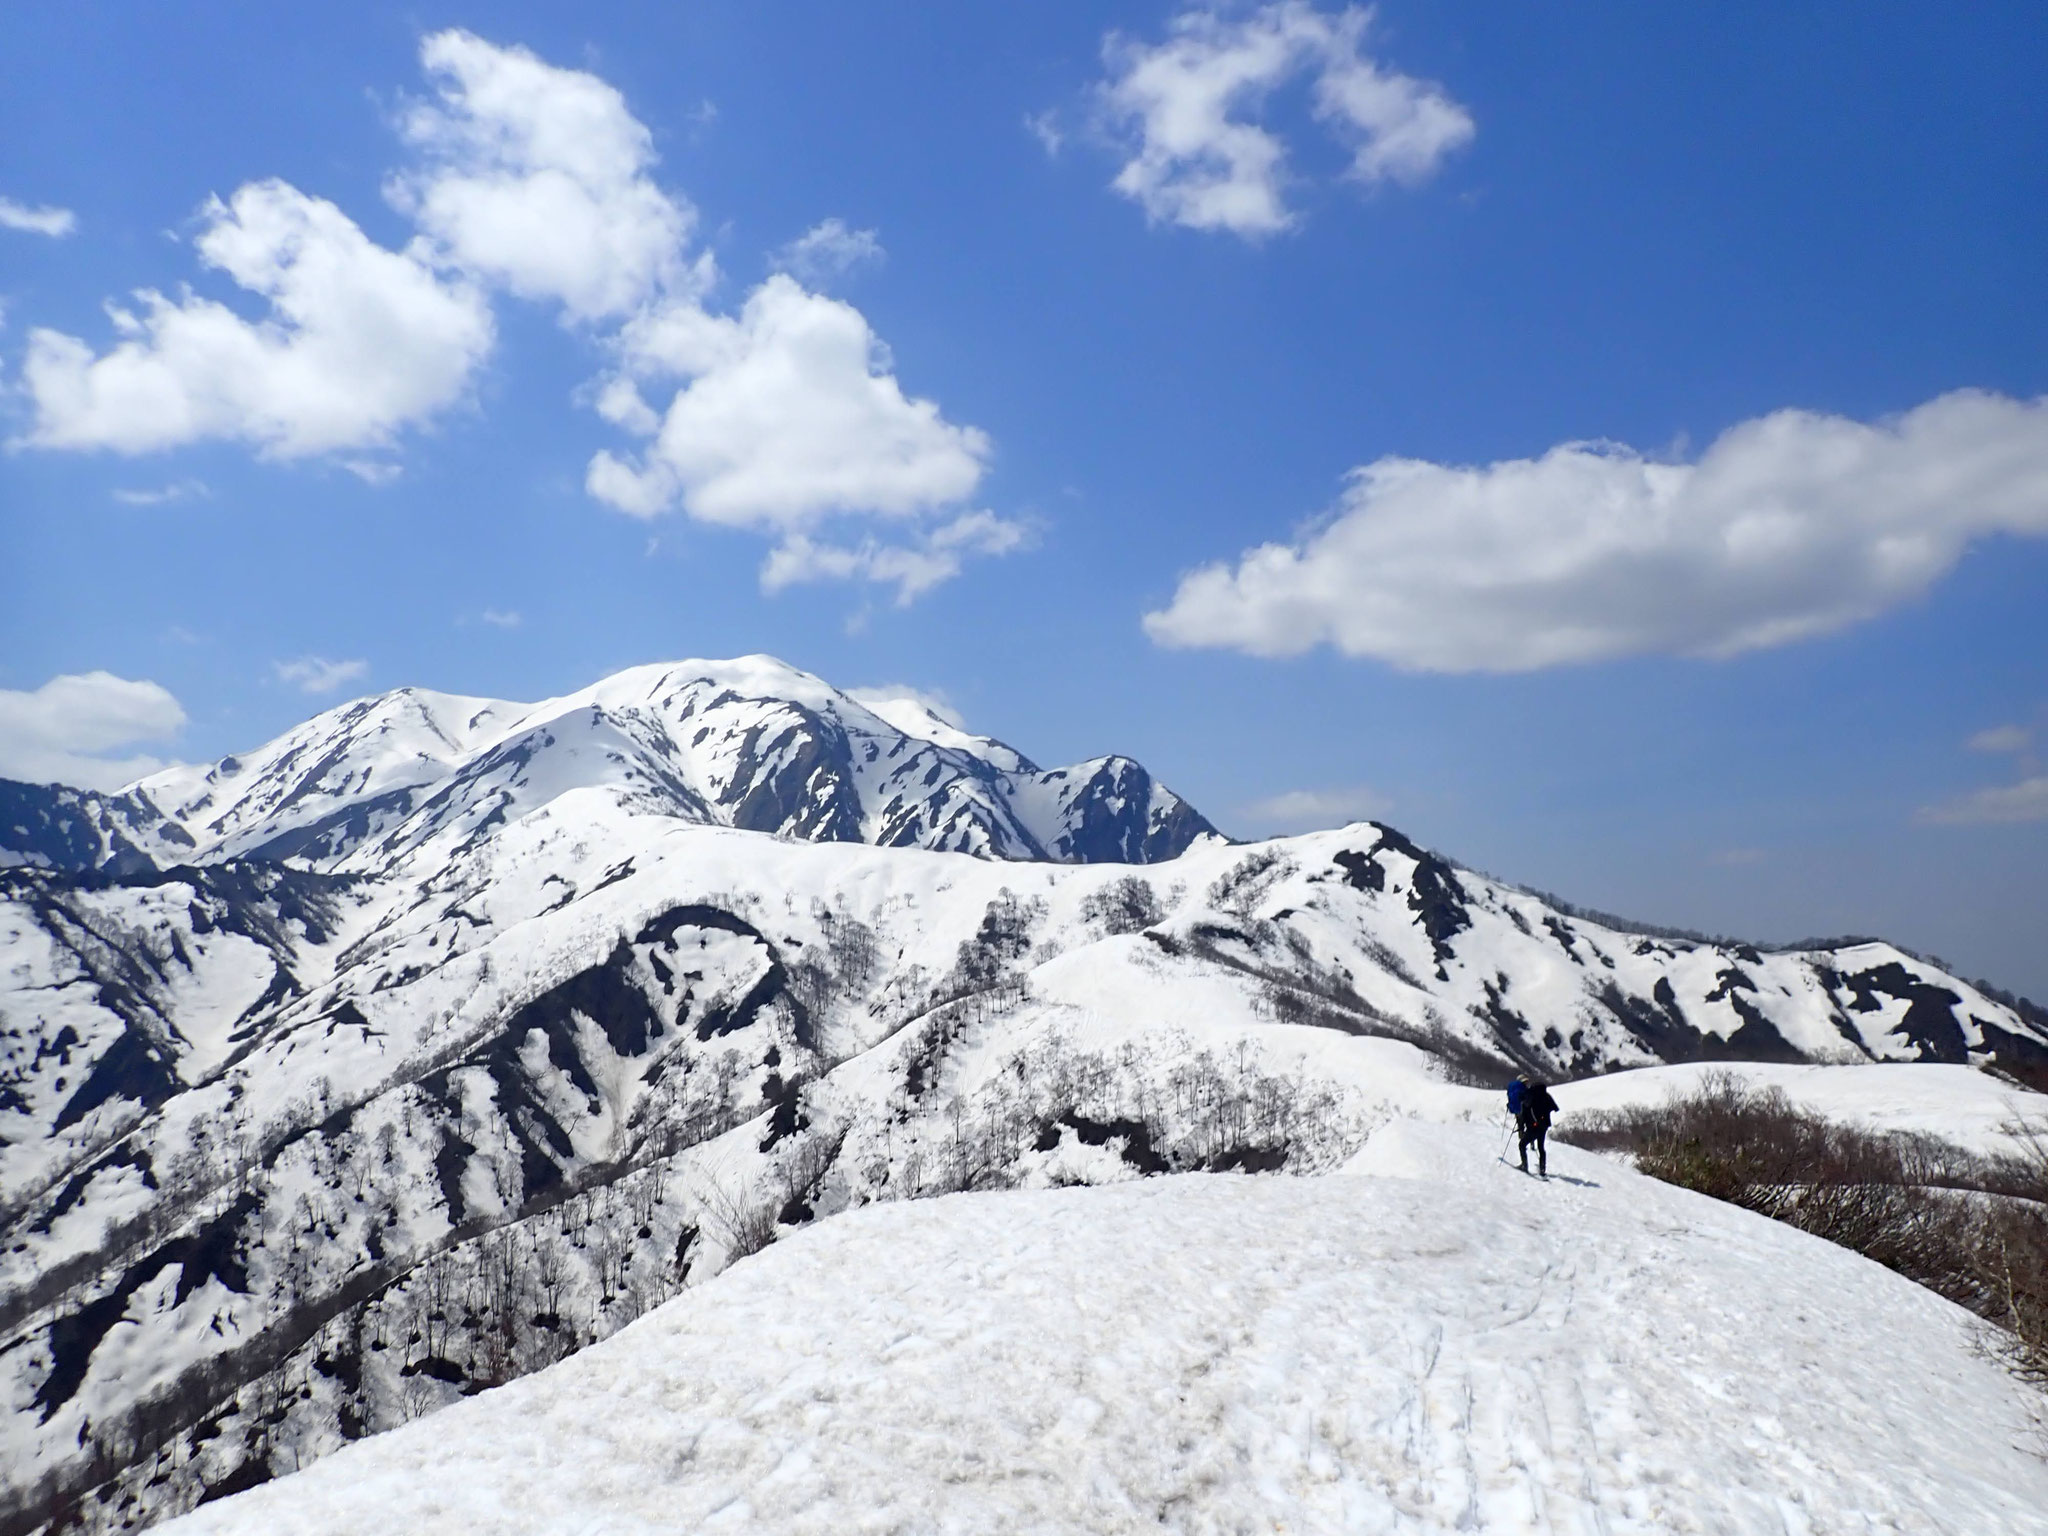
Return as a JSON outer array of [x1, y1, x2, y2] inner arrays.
[[159, 1124, 2048, 1536], [0, 657, 1216, 875]]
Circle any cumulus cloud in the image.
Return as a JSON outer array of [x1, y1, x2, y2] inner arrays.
[[273, 656, 369, 695], [19, 180, 492, 458], [589, 275, 992, 530], [14, 32, 1012, 601], [1146, 390, 2048, 672], [393, 30, 704, 322], [0, 197, 77, 238], [771, 219, 883, 285], [1098, 2, 1472, 237], [0, 672, 186, 790], [1241, 783, 1390, 832]]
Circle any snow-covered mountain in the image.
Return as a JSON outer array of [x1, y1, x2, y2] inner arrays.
[[1, 655, 2044, 1532], [0, 657, 1215, 874], [151, 1122, 2048, 1535]]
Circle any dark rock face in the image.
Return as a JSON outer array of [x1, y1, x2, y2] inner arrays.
[[0, 781, 164, 876], [718, 713, 867, 846], [1049, 758, 1219, 865], [1823, 962, 1971, 1064]]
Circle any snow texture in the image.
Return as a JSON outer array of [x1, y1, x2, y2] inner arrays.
[[163, 1122, 2048, 1535], [2, 656, 2044, 1531]]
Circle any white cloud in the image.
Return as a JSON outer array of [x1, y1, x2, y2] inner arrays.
[[1241, 783, 1390, 832], [273, 655, 369, 695], [0, 197, 77, 238], [1025, 111, 1066, 157], [1098, 2, 1472, 237], [847, 684, 967, 731], [481, 608, 522, 628], [589, 275, 991, 532], [1145, 390, 2048, 672], [19, 180, 492, 458], [771, 219, 883, 284], [14, 33, 1009, 601], [393, 30, 704, 322], [760, 510, 1028, 606], [1968, 724, 2032, 754], [342, 458, 403, 486], [111, 479, 210, 505], [1308, 8, 1478, 186], [0, 672, 186, 790], [395, 35, 1006, 599], [1919, 776, 2048, 826]]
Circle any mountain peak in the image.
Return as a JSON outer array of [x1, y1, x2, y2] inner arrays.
[[1, 656, 1218, 875]]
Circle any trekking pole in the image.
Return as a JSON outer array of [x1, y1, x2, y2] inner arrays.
[[1497, 1112, 1514, 1164]]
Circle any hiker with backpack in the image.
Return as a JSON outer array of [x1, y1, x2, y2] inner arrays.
[[1508, 1076, 1558, 1177]]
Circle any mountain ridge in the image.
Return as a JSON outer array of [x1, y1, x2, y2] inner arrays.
[[0, 656, 1217, 876], [2, 655, 2045, 1532]]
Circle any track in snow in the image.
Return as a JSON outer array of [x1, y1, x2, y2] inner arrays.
[[163, 1122, 2046, 1535]]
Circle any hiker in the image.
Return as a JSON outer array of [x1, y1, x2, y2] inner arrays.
[[1517, 1079, 1558, 1176]]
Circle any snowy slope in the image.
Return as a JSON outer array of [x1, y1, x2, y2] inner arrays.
[[157, 1123, 2048, 1536], [1553, 1060, 2047, 1158], [3, 658, 2046, 1533]]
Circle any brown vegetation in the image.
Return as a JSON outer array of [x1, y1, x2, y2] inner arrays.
[[1557, 1074, 2048, 1392]]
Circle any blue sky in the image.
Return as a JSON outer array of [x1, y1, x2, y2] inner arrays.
[[3, 2, 2045, 994]]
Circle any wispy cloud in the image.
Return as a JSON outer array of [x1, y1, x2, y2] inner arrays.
[[0, 196, 77, 238], [1025, 110, 1065, 157], [1922, 720, 2046, 824], [1241, 782, 1390, 833], [481, 608, 522, 628], [273, 655, 369, 695], [759, 510, 1029, 606], [1919, 777, 2048, 826], [112, 479, 210, 506], [848, 684, 966, 731], [770, 218, 883, 285], [1707, 847, 1768, 867], [1968, 724, 2032, 754]]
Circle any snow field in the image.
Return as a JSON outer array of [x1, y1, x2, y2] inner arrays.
[[1550, 1061, 2047, 1159], [162, 1123, 2048, 1535]]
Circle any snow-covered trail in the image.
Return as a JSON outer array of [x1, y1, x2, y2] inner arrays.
[[165, 1124, 2047, 1535]]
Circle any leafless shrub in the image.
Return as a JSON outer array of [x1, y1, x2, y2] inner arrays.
[[1559, 1075, 2048, 1400], [1082, 876, 1164, 936], [692, 1176, 777, 1262]]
